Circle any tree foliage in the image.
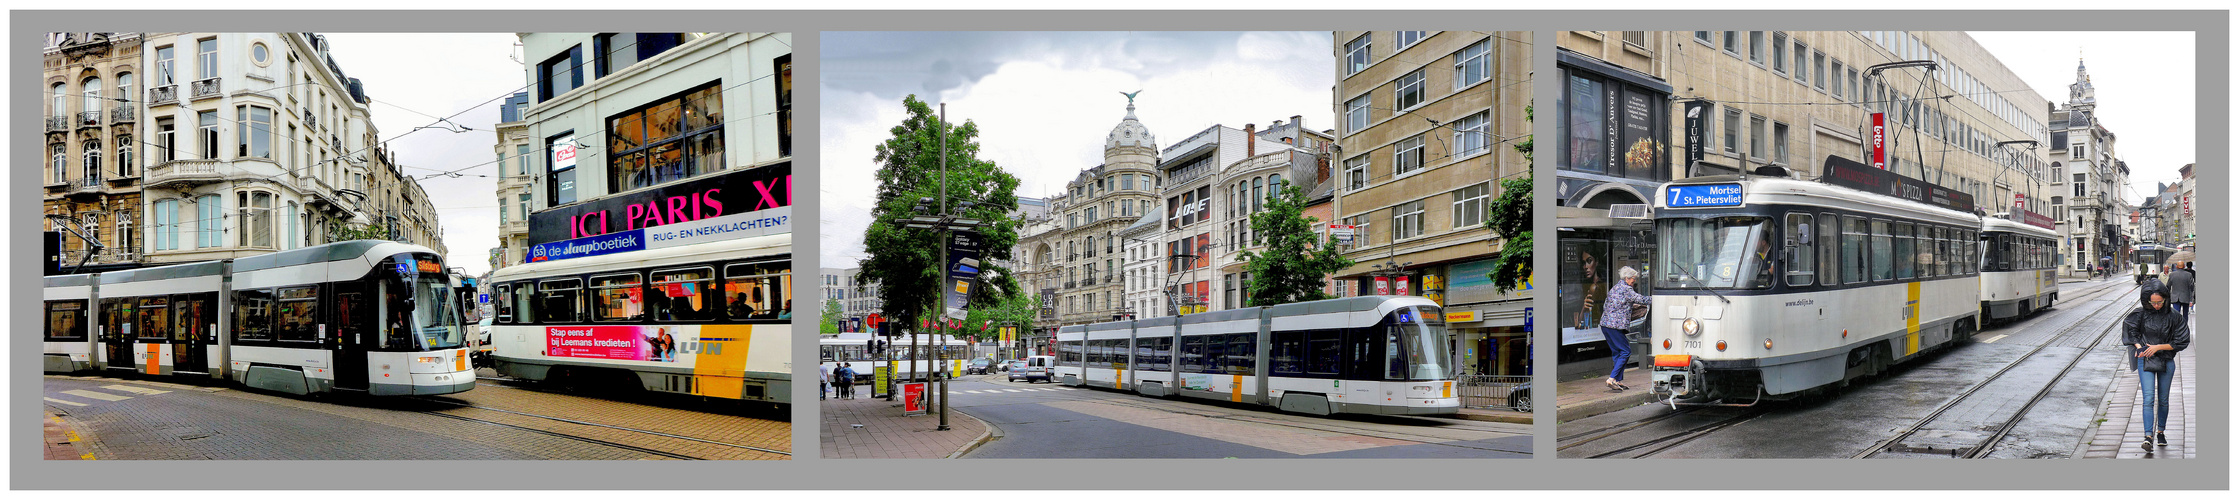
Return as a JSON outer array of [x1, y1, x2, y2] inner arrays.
[[1488, 103, 1532, 293], [962, 289, 1040, 343], [819, 298, 844, 334], [857, 95, 1024, 335], [1240, 184, 1354, 307]]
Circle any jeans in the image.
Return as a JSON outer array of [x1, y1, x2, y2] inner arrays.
[[1602, 327, 1632, 381], [2137, 356, 2177, 435]]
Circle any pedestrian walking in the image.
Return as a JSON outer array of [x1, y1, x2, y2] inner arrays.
[[1599, 266, 1652, 392], [819, 363, 833, 400], [2167, 260, 2196, 321], [2123, 280, 2191, 452], [835, 363, 856, 399]]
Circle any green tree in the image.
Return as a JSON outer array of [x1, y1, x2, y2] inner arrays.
[[819, 298, 844, 334], [857, 95, 1023, 342], [963, 289, 1039, 345], [1487, 103, 1532, 293], [1240, 184, 1355, 306]]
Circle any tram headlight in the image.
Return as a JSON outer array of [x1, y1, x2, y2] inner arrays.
[[1681, 318, 1702, 337], [416, 356, 444, 364]]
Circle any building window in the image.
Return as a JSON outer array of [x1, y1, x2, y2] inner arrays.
[[1847, 68, 1862, 106], [83, 140, 102, 181], [1748, 31, 1766, 65], [1771, 32, 1788, 74], [1792, 42, 1808, 83], [607, 81, 724, 192], [1749, 115, 1767, 159], [1721, 31, 1740, 55], [1773, 122, 1790, 165], [154, 199, 178, 251], [1622, 31, 1646, 47], [1396, 31, 1427, 49], [196, 38, 217, 80], [1345, 95, 1370, 134], [50, 144, 65, 183], [116, 136, 133, 177], [1452, 111, 1489, 158], [196, 194, 222, 248], [1722, 107, 1741, 155], [1394, 70, 1425, 110], [1452, 39, 1489, 90], [198, 110, 218, 159], [1344, 155, 1369, 191], [1829, 60, 1846, 100], [1393, 135, 1425, 176], [1452, 183, 1488, 229], [1391, 200, 1425, 241], [82, 76, 103, 116], [1694, 32, 1713, 44], [284, 202, 297, 250], [116, 211, 135, 256], [776, 54, 793, 158], [155, 45, 175, 87], [1344, 35, 1370, 75], [537, 45, 583, 102], [237, 105, 272, 158], [517, 194, 532, 222], [1813, 51, 1826, 91], [547, 133, 579, 205], [50, 83, 65, 117]]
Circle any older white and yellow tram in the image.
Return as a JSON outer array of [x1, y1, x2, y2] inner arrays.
[[486, 233, 792, 406], [42, 240, 475, 396], [1979, 215, 2059, 322], [1649, 159, 1987, 403], [1054, 296, 1459, 416], [2131, 243, 2177, 284]]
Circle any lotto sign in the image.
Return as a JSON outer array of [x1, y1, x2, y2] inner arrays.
[[1871, 113, 1887, 169], [1665, 183, 1745, 208], [550, 135, 578, 171], [2014, 192, 2025, 209], [1374, 277, 1392, 295]]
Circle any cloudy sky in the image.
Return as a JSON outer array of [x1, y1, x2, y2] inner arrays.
[[1968, 31, 2196, 205], [820, 31, 1337, 270], [321, 33, 524, 277]]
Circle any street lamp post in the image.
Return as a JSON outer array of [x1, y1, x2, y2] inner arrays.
[[890, 103, 989, 432]]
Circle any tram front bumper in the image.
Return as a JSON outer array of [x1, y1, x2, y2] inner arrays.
[[368, 369, 477, 396]]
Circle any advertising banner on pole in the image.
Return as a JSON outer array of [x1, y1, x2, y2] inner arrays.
[[1683, 100, 1708, 170], [944, 231, 984, 320], [1871, 113, 1888, 170]]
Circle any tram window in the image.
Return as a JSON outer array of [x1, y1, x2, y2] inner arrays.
[[538, 279, 582, 323], [234, 289, 274, 342], [511, 282, 537, 324], [1785, 213, 1816, 286], [136, 296, 171, 341], [650, 267, 718, 322], [1870, 220, 1893, 281], [275, 286, 319, 342], [590, 273, 644, 322], [335, 286, 370, 345], [1230, 334, 1256, 373], [173, 294, 209, 343], [1819, 214, 1840, 287], [1307, 330, 1341, 375], [99, 297, 134, 341], [1201, 335, 1225, 373], [1964, 231, 1979, 275], [1918, 227, 1938, 278], [45, 300, 87, 341], [1181, 336, 1207, 372], [1841, 217, 1867, 284], [723, 261, 792, 321], [1345, 327, 1381, 380], [494, 284, 512, 323], [1271, 330, 1305, 375], [1893, 222, 1916, 279]]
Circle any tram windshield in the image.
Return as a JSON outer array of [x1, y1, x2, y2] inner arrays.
[[1386, 306, 1453, 381], [1656, 217, 1775, 289], [2133, 248, 2172, 265], [409, 278, 466, 350]]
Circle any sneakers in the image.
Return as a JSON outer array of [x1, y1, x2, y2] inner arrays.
[[2157, 432, 2168, 446], [2142, 437, 2155, 452]]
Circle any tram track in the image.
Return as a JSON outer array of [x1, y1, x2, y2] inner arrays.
[[1853, 280, 2138, 459], [1555, 406, 1707, 452], [1084, 395, 1519, 452], [406, 396, 792, 458], [1580, 408, 1768, 459]]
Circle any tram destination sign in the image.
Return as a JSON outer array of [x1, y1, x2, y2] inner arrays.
[[1819, 155, 1975, 213], [1664, 183, 1744, 208]]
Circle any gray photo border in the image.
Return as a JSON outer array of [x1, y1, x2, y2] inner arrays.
[[12, 9, 2227, 491]]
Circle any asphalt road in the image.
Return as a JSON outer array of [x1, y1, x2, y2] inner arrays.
[[947, 374, 1529, 459]]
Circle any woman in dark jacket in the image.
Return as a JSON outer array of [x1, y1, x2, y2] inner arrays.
[[2123, 281, 2191, 451]]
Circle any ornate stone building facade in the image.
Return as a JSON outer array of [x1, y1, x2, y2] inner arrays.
[[44, 33, 146, 271]]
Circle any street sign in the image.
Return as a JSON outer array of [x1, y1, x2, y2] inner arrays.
[[478, 293, 490, 304]]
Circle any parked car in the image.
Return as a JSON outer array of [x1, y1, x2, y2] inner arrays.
[[967, 358, 995, 375], [1010, 356, 1054, 383]]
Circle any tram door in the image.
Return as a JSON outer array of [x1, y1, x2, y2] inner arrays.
[[99, 297, 136, 372], [332, 282, 373, 390], [134, 297, 171, 375], [171, 292, 215, 374]]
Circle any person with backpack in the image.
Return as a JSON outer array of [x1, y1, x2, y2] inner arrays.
[[2123, 279, 2191, 452]]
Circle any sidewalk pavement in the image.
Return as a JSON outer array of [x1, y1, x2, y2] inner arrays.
[[2077, 338, 2197, 458], [818, 385, 992, 459], [1456, 406, 1531, 424], [1554, 364, 1657, 423], [43, 409, 92, 460]]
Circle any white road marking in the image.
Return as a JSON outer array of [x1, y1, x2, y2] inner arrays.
[[102, 385, 170, 395], [60, 390, 131, 402], [1981, 334, 2010, 344], [43, 397, 88, 407]]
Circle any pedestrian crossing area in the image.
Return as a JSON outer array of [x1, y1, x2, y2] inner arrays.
[[44, 384, 171, 407], [954, 387, 1078, 395]]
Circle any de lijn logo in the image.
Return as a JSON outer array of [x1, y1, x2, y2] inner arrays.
[[530, 243, 550, 262]]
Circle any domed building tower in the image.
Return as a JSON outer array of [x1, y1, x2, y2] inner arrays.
[[1053, 93, 1163, 327]]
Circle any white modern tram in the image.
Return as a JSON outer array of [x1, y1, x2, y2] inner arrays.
[[1054, 296, 1460, 416], [1648, 161, 1985, 404], [486, 233, 792, 406], [1978, 216, 2059, 322], [819, 332, 973, 383], [41, 241, 475, 396]]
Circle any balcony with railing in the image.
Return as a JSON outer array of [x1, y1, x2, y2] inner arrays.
[[190, 77, 222, 100], [71, 176, 107, 195], [145, 159, 222, 189], [148, 85, 178, 106], [77, 110, 102, 129], [47, 116, 70, 132], [111, 107, 136, 123]]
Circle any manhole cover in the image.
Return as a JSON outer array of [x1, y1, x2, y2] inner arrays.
[[167, 427, 215, 441]]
